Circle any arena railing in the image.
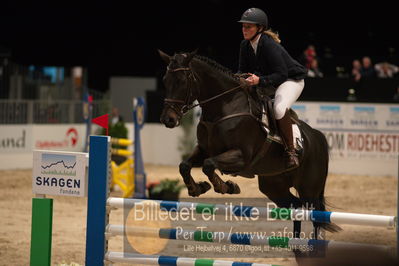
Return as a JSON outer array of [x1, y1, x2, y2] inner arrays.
[[0, 99, 110, 124]]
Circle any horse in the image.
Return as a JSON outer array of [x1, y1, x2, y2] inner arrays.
[[158, 49, 340, 237]]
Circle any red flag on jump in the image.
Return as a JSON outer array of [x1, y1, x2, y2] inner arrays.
[[92, 114, 109, 136]]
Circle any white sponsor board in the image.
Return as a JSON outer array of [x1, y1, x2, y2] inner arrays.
[[32, 150, 88, 197], [0, 125, 32, 153], [33, 124, 86, 151], [292, 102, 399, 176], [0, 124, 87, 169], [0, 125, 34, 169]]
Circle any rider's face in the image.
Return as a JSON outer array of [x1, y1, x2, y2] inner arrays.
[[242, 23, 258, 40]]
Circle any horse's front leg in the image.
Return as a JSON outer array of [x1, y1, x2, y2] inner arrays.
[[202, 149, 245, 194], [179, 145, 211, 197]]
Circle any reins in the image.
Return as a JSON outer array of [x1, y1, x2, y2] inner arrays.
[[163, 61, 265, 128], [164, 66, 243, 117], [187, 84, 243, 110]]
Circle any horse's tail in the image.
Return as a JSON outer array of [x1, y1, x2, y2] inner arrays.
[[315, 128, 342, 233], [318, 191, 342, 232]]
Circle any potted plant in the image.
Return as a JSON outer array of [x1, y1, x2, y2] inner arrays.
[[147, 178, 185, 201]]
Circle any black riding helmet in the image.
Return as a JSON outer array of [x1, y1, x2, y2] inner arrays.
[[238, 8, 268, 29]]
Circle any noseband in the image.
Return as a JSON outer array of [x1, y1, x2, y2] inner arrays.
[[163, 66, 198, 119], [164, 65, 242, 120]]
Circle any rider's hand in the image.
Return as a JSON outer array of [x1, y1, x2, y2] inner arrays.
[[245, 74, 260, 86], [239, 78, 251, 92], [235, 72, 252, 79]]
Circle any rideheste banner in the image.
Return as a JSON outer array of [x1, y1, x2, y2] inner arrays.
[[292, 102, 399, 175]]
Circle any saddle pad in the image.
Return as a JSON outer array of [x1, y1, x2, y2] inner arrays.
[[261, 108, 303, 150]]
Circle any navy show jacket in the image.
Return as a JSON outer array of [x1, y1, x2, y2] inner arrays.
[[238, 33, 308, 90]]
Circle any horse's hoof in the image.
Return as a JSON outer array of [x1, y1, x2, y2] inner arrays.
[[188, 191, 200, 197], [187, 182, 211, 197], [198, 181, 211, 194], [226, 180, 241, 194], [213, 185, 225, 194], [188, 188, 202, 197]]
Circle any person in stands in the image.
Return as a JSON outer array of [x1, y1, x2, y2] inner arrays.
[[360, 56, 376, 79], [375, 62, 399, 78]]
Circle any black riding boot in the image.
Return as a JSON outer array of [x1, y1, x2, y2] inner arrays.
[[276, 110, 299, 168]]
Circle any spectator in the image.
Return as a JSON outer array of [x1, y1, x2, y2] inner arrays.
[[111, 107, 123, 126], [374, 62, 399, 78], [351, 59, 362, 82], [299, 45, 317, 70], [307, 59, 324, 78], [360, 56, 376, 78]]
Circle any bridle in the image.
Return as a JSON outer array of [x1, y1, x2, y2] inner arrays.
[[163, 66, 195, 119], [163, 65, 243, 120]]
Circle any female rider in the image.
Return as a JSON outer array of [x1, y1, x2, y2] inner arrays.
[[238, 7, 308, 168]]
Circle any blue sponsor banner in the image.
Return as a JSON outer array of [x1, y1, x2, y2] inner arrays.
[[354, 106, 375, 113], [292, 104, 306, 111], [320, 105, 340, 112], [315, 104, 343, 128], [389, 107, 399, 113]]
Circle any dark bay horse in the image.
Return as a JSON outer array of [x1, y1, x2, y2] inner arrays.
[[158, 49, 339, 235]]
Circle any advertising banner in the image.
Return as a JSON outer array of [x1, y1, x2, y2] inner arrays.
[[33, 124, 85, 151], [293, 102, 399, 175], [32, 150, 87, 197], [0, 125, 32, 153]]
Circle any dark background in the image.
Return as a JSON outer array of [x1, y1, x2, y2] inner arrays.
[[1, 1, 398, 92]]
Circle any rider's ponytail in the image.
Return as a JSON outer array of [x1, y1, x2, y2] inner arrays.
[[264, 29, 281, 43]]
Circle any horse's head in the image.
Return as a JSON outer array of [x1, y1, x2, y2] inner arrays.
[[158, 49, 198, 128]]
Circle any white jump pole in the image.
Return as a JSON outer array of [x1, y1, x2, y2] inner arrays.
[[107, 197, 396, 228]]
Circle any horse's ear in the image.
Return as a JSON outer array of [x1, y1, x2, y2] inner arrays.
[[186, 48, 198, 63], [158, 49, 171, 64]]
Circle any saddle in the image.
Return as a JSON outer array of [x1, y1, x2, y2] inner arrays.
[[257, 94, 303, 151], [236, 74, 303, 151]]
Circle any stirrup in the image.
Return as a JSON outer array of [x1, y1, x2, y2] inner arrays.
[[285, 149, 297, 156], [284, 149, 299, 168]]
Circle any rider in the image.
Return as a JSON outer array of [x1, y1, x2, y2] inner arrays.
[[237, 7, 307, 168]]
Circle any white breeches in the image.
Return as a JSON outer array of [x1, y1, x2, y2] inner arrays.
[[273, 79, 304, 119]]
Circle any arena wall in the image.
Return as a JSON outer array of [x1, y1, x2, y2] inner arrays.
[[1, 102, 398, 175]]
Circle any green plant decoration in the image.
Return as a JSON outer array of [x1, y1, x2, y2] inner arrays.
[[147, 178, 185, 201]]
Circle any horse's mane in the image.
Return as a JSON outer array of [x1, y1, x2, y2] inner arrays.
[[193, 55, 239, 82]]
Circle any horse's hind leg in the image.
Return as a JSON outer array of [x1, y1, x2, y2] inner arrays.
[[179, 145, 211, 197], [258, 175, 303, 238], [202, 149, 245, 194]]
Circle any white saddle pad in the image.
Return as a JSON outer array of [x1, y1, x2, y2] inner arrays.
[[261, 108, 303, 150]]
